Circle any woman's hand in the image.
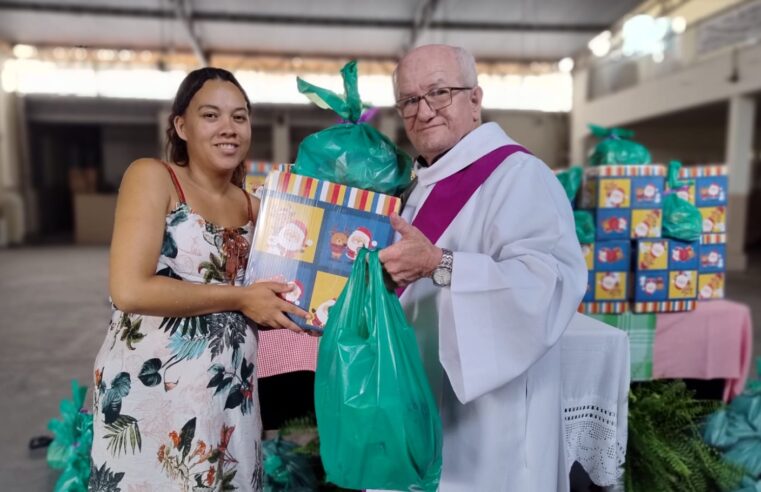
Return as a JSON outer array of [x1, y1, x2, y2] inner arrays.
[[239, 281, 311, 334]]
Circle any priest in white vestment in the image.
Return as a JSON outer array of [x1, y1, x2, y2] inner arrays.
[[379, 44, 587, 491]]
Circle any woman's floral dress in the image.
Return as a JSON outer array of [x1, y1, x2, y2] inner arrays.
[[90, 164, 261, 491]]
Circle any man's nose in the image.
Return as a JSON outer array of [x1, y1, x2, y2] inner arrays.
[[416, 97, 436, 120]]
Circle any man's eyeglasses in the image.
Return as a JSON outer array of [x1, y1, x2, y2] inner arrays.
[[395, 86, 473, 118]]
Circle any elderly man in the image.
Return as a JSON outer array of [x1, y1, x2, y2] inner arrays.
[[378, 44, 587, 491]]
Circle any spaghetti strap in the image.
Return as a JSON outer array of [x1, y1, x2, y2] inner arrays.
[[163, 163, 187, 204], [241, 187, 254, 223]]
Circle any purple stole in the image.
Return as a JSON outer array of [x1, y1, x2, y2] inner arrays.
[[397, 144, 530, 297]]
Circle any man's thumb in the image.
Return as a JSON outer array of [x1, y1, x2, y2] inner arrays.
[[390, 213, 412, 235]]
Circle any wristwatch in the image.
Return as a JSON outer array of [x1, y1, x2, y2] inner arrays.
[[431, 248, 454, 287]]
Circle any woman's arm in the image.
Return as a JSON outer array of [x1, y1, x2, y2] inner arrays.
[[109, 159, 306, 332]]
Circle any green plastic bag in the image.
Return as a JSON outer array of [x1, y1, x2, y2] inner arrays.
[[703, 358, 761, 489], [555, 166, 583, 205], [262, 438, 319, 492], [47, 381, 93, 492], [662, 161, 702, 242], [574, 210, 596, 244], [315, 248, 442, 491], [293, 61, 413, 196], [588, 124, 652, 166]]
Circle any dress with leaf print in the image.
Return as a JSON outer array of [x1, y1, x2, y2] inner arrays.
[[91, 192, 262, 492]]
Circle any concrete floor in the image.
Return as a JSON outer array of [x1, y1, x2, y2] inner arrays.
[[1, 245, 760, 491]]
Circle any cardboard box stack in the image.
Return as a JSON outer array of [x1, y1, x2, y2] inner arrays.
[[578, 164, 666, 314], [670, 164, 729, 300], [244, 171, 400, 331]]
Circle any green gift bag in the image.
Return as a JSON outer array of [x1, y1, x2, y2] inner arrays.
[[588, 124, 652, 166], [314, 248, 442, 491], [663, 160, 702, 242], [292, 61, 413, 196]]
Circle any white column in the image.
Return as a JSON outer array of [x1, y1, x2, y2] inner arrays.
[[0, 88, 27, 244], [570, 68, 590, 166], [272, 112, 290, 164], [724, 95, 755, 271]]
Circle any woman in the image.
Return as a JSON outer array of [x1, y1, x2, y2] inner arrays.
[[90, 67, 307, 491]]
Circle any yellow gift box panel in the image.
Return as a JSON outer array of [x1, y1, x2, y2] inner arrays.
[[631, 209, 662, 238], [637, 239, 669, 270], [668, 270, 697, 299], [594, 272, 627, 300], [597, 179, 631, 208], [698, 273, 725, 300], [700, 206, 726, 234], [582, 243, 595, 270]]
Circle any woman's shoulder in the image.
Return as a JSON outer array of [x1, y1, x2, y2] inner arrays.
[[125, 157, 171, 176]]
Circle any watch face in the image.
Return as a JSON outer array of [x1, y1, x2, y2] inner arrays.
[[433, 268, 451, 286]]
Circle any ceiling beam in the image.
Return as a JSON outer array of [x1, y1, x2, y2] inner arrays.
[[171, 0, 207, 66], [0, 1, 612, 33], [404, 0, 441, 54]]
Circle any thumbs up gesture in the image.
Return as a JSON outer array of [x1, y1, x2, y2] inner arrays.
[[378, 213, 443, 288]]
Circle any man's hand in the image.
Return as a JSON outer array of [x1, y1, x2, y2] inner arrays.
[[378, 213, 442, 288]]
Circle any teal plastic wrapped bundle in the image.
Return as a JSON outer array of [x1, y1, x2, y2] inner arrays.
[[588, 124, 652, 166], [555, 166, 583, 204], [314, 248, 442, 491], [293, 61, 413, 196], [262, 438, 319, 492], [47, 381, 93, 492], [574, 210, 595, 244], [703, 358, 761, 491], [662, 161, 702, 242]]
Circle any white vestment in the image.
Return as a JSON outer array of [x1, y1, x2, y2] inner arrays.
[[400, 122, 587, 491]]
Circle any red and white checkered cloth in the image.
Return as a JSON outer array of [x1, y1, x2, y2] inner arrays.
[[256, 329, 319, 378]]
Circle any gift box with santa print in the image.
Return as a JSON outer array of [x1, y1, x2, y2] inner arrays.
[[578, 240, 631, 314], [579, 164, 666, 241], [698, 239, 726, 300], [668, 164, 728, 244], [243, 170, 400, 331], [243, 160, 291, 195], [632, 238, 699, 313]]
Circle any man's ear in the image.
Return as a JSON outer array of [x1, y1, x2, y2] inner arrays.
[[174, 115, 188, 141], [470, 86, 483, 120]]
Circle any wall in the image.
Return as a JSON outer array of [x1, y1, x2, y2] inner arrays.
[[485, 110, 569, 168], [101, 124, 160, 192]]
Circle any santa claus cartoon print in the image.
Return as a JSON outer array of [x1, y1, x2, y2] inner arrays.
[[602, 216, 628, 234], [266, 219, 314, 258], [671, 245, 696, 263], [673, 271, 693, 294], [309, 298, 336, 329], [635, 183, 659, 203], [345, 226, 377, 261], [604, 183, 627, 208], [599, 272, 623, 297], [598, 246, 623, 264], [281, 280, 304, 306]]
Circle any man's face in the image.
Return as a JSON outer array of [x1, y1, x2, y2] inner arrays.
[[395, 46, 482, 163]]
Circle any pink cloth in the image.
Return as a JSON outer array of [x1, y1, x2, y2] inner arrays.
[[256, 329, 318, 378], [653, 300, 753, 402]]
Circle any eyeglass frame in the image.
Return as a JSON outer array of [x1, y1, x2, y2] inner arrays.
[[394, 86, 475, 118]]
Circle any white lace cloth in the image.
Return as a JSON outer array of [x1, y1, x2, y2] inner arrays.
[[560, 314, 630, 487]]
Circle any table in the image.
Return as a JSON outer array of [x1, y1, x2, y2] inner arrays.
[[653, 300, 753, 402], [561, 313, 630, 488]]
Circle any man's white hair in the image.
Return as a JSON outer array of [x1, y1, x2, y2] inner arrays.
[[392, 45, 479, 99]]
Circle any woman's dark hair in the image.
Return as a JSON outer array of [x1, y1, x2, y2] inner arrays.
[[165, 67, 251, 187]]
